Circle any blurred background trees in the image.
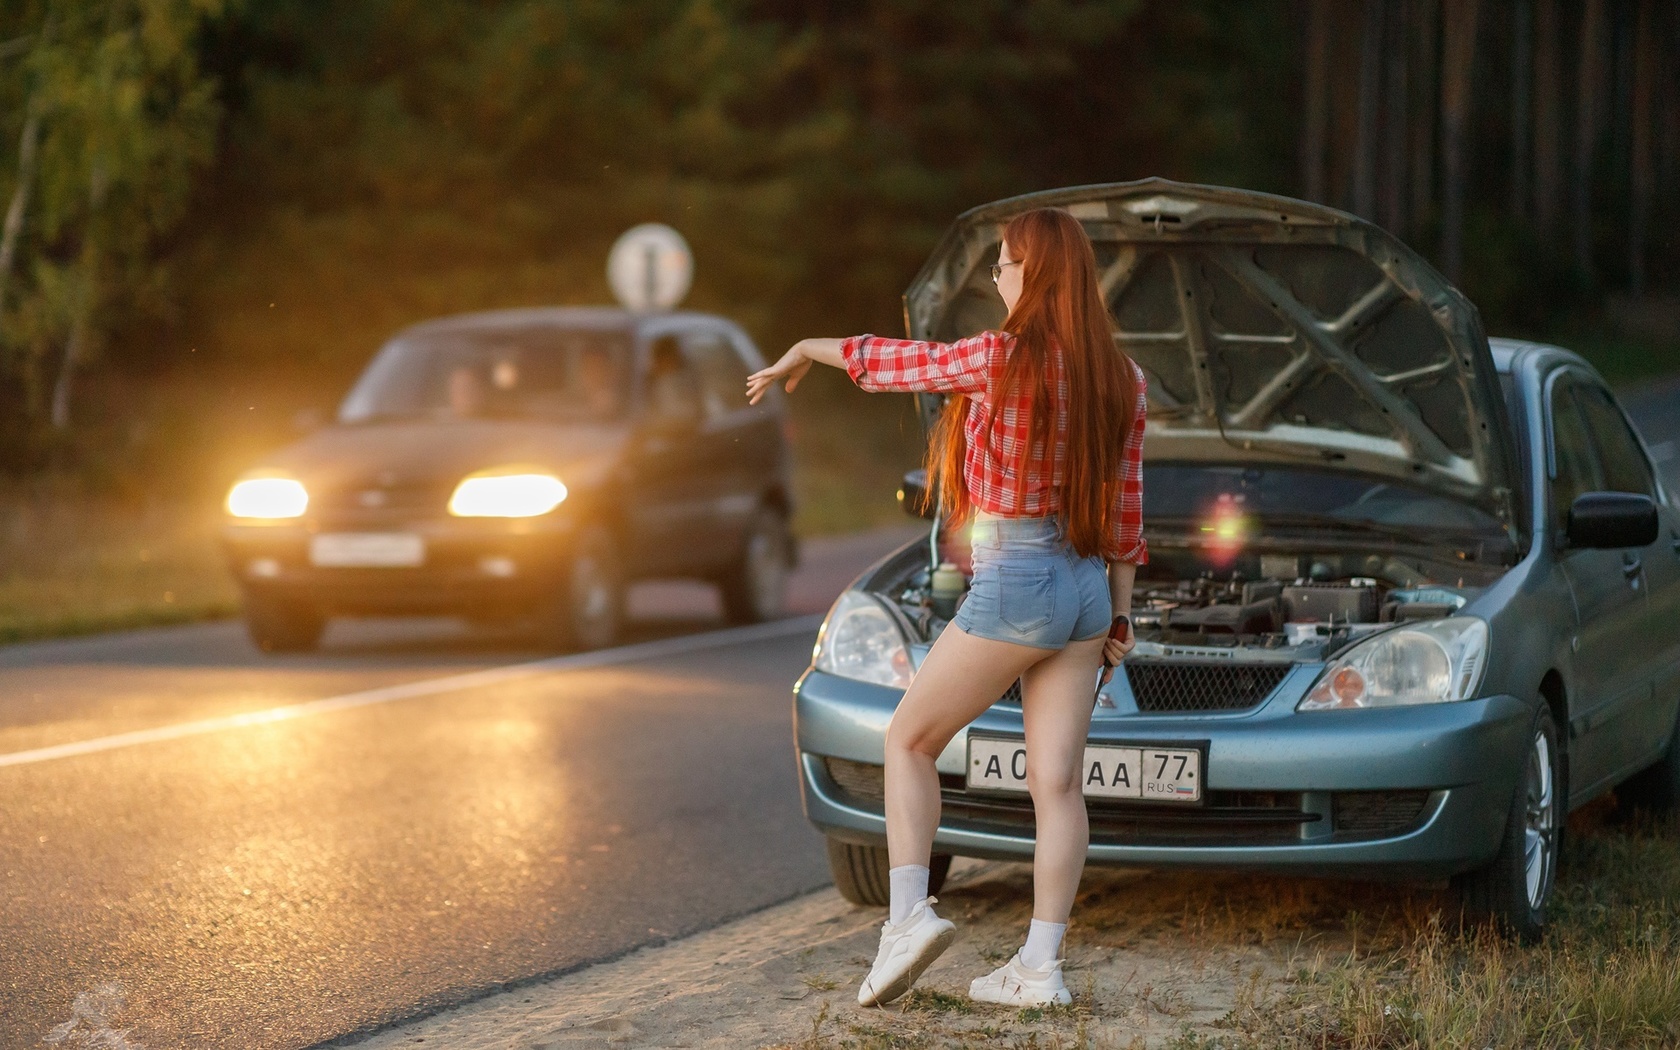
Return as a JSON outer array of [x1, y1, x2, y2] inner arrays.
[[0, 0, 1674, 490]]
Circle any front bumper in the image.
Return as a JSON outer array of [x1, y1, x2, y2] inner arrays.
[[222, 515, 578, 615], [793, 665, 1533, 880]]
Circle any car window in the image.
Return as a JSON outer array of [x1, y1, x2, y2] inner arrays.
[[1575, 383, 1656, 499], [1549, 377, 1605, 524], [339, 326, 630, 423], [682, 329, 753, 422], [644, 334, 703, 420]]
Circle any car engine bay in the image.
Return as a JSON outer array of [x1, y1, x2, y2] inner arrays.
[[882, 541, 1494, 662]]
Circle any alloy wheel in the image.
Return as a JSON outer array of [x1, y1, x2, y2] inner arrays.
[[1523, 728, 1557, 910]]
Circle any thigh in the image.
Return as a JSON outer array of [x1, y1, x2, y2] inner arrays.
[[1019, 633, 1108, 791], [888, 620, 1053, 756]]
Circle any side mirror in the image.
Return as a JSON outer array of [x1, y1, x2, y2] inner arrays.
[[898, 468, 936, 520], [1565, 492, 1659, 549]]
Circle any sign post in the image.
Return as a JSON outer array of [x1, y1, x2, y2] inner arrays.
[[607, 224, 693, 312]]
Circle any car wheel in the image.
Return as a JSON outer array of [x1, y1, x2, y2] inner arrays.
[[538, 524, 624, 652], [1451, 703, 1561, 944], [825, 838, 951, 907], [243, 591, 326, 654], [718, 506, 791, 625], [1615, 709, 1680, 816]]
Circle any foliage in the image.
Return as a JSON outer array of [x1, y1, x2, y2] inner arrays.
[[0, 0, 231, 469]]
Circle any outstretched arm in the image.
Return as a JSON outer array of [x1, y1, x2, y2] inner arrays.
[[745, 332, 1005, 404], [744, 338, 844, 405]]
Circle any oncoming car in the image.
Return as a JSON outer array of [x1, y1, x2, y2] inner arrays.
[[223, 307, 797, 653], [793, 179, 1680, 940]]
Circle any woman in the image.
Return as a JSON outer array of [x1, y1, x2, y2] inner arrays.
[[744, 207, 1147, 1008]]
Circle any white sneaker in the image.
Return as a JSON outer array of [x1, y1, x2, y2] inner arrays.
[[856, 895, 957, 1007], [968, 951, 1072, 1006]]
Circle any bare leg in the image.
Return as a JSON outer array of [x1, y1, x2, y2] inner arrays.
[[1019, 632, 1108, 923], [885, 622, 1053, 869]]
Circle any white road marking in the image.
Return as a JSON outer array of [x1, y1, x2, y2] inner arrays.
[[0, 614, 823, 770]]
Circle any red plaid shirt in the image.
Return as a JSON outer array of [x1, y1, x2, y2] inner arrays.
[[839, 330, 1148, 564]]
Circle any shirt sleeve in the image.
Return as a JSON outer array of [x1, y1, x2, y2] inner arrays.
[[838, 332, 1005, 395], [1107, 359, 1149, 565]]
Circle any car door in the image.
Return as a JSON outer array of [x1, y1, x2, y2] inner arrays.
[[1549, 370, 1653, 793], [624, 328, 713, 576], [1575, 380, 1680, 776], [675, 324, 766, 569]]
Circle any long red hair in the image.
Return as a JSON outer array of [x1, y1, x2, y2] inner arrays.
[[924, 207, 1139, 561]]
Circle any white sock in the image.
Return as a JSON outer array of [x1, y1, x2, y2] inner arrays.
[[888, 864, 929, 925], [1019, 918, 1066, 969]]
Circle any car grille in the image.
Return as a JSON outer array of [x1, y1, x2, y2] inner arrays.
[[988, 662, 1290, 714], [1124, 661, 1292, 713], [313, 480, 452, 516], [820, 758, 1432, 846], [1331, 790, 1432, 836]]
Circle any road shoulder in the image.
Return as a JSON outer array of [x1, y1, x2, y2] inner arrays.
[[347, 859, 1288, 1050]]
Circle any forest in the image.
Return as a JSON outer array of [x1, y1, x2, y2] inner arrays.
[[0, 0, 1674, 488]]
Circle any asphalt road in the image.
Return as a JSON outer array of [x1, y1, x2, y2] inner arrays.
[[0, 524, 927, 1050]]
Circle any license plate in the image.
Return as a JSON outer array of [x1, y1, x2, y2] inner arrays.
[[966, 736, 1203, 803], [309, 533, 425, 568]]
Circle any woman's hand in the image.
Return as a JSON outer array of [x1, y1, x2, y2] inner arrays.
[[745, 341, 815, 405], [1098, 619, 1135, 684]]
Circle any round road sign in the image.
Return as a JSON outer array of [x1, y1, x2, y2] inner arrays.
[[607, 224, 693, 312]]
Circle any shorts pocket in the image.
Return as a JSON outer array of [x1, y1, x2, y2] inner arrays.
[[997, 564, 1055, 634]]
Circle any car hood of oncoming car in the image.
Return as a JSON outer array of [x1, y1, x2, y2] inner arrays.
[[901, 178, 1523, 541], [253, 418, 626, 495]]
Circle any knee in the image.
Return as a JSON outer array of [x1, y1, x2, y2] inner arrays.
[[885, 718, 947, 761], [1026, 760, 1082, 800]]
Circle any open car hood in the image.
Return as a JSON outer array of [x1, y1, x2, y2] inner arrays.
[[904, 178, 1522, 540]]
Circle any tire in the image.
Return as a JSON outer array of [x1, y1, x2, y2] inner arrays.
[[536, 524, 625, 652], [243, 591, 325, 653], [718, 505, 793, 625], [1451, 703, 1562, 944], [825, 838, 951, 906], [1615, 707, 1680, 817]]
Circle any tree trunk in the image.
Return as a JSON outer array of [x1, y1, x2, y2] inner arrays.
[[1301, 0, 1332, 202], [1353, 0, 1384, 219], [1381, 0, 1410, 234], [1509, 0, 1532, 218], [1628, 0, 1655, 297], [1532, 0, 1562, 234], [0, 104, 41, 317], [1410, 0, 1439, 239], [1439, 0, 1480, 283], [1572, 0, 1607, 280], [50, 166, 109, 432]]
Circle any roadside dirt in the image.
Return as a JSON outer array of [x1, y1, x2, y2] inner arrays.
[[353, 857, 1451, 1049]]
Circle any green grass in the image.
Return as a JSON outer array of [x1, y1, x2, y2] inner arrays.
[[0, 489, 238, 644]]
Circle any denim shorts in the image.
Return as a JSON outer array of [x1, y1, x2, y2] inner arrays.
[[951, 511, 1113, 650]]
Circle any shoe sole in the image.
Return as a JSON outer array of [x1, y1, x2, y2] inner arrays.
[[968, 986, 1072, 1007], [858, 923, 956, 1007]]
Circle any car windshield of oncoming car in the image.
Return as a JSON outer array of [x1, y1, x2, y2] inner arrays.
[[1142, 463, 1505, 537], [338, 326, 632, 423]]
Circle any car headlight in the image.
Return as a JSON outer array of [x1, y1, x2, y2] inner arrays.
[[226, 477, 309, 519], [448, 472, 569, 518], [1298, 616, 1488, 710], [813, 590, 915, 689]]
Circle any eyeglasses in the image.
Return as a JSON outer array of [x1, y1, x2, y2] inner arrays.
[[990, 260, 1022, 282]]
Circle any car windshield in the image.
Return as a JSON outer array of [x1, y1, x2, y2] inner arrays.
[[1144, 463, 1505, 539], [339, 325, 632, 423]]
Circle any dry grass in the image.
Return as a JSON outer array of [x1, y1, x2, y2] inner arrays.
[[768, 803, 1680, 1050]]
